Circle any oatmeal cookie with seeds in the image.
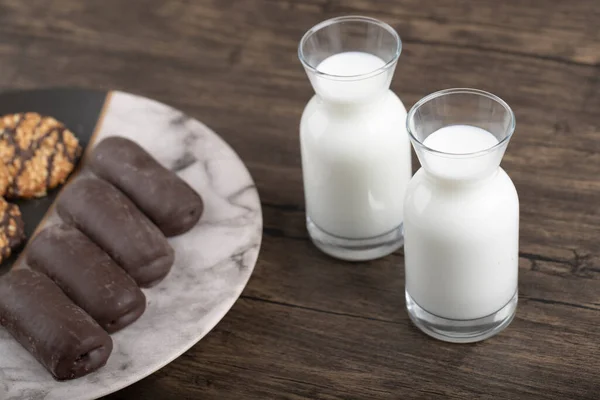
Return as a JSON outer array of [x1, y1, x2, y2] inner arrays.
[[0, 163, 10, 196], [0, 113, 82, 199], [0, 197, 25, 263]]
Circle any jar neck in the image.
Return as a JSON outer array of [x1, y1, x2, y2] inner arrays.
[[309, 70, 393, 106], [415, 143, 507, 185], [423, 166, 500, 187], [317, 89, 389, 110]]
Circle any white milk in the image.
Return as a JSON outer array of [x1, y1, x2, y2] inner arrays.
[[424, 125, 499, 153], [404, 125, 519, 320], [317, 51, 385, 76], [312, 52, 390, 104], [300, 52, 412, 239]]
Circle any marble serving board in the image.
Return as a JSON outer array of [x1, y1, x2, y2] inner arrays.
[[0, 90, 262, 400]]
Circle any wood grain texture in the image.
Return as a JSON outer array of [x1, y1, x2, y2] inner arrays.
[[0, 0, 599, 398]]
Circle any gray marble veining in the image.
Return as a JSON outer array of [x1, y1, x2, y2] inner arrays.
[[0, 91, 263, 400]]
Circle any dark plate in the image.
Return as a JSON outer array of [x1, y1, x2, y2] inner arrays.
[[0, 88, 108, 272]]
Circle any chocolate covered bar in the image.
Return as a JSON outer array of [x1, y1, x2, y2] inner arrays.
[[0, 269, 113, 381], [89, 136, 203, 237], [27, 224, 147, 333], [57, 177, 175, 287]]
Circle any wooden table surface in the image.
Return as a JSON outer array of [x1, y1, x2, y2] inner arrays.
[[1, 1, 599, 399]]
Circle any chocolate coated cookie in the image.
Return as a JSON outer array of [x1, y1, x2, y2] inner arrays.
[[89, 136, 204, 237], [0, 113, 82, 198], [27, 224, 147, 333], [57, 177, 175, 287], [0, 269, 113, 381]]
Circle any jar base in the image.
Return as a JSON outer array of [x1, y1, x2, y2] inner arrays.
[[405, 290, 517, 343], [307, 218, 404, 262]]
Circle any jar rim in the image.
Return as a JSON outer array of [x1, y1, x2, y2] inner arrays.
[[406, 88, 517, 159], [298, 16, 402, 82]]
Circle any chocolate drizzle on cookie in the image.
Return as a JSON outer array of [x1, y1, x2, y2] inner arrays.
[[0, 113, 82, 199], [2, 114, 44, 196]]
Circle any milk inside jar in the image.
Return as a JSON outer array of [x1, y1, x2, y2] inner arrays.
[[299, 17, 412, 261], [404, 89, 519, 343]]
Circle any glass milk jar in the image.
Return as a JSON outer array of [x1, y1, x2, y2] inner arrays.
[[298, 16, 412, 261], [404, 89, 519, 343]]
